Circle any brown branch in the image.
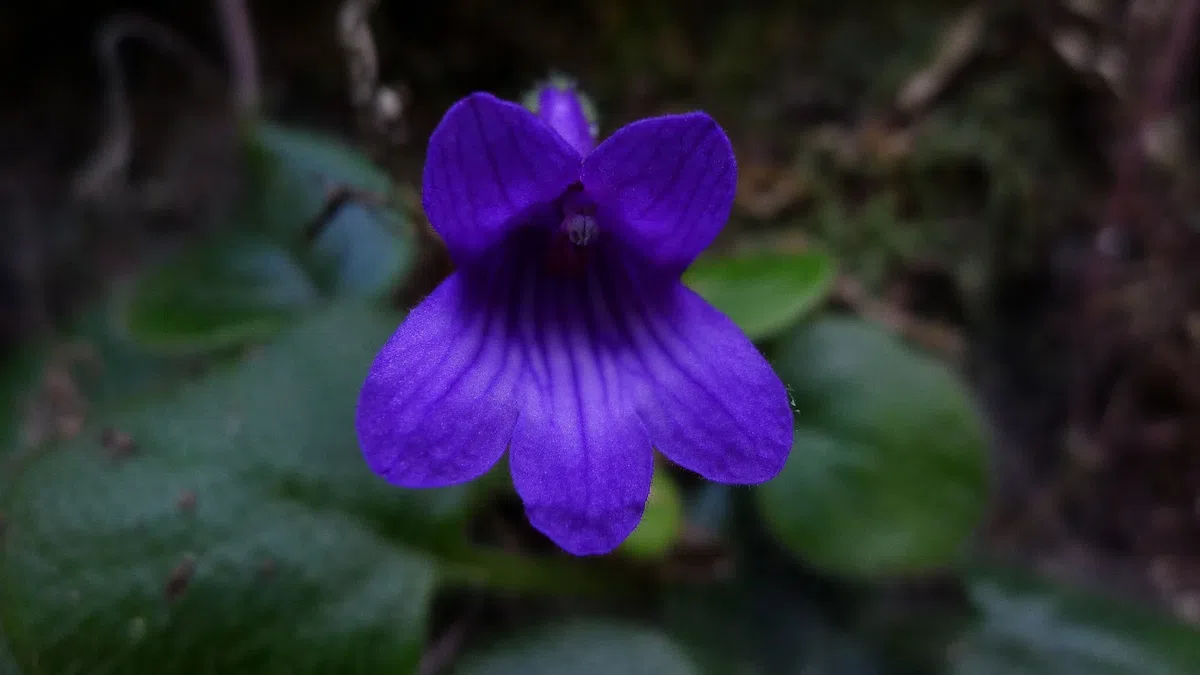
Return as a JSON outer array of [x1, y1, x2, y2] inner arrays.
[[1104, 0, 1200, 236], [214, 0, 261, 115]]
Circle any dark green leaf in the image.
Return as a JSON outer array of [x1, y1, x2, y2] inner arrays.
[[305, 203, 411, 297], [0, 633, 20, 675], [0, 348, 43, 460], [684, 251, 835, 341], [664, 499, 891, 675], [251, 122, 391, 197], [245, 121, 414, 297], [121, 122, 416, 354], [757, 317, 986, 576], [458, 622, 699, 675], [954, 571, 1200, 675], [121, 235, 321, 354], [1, 303, 472, 674]]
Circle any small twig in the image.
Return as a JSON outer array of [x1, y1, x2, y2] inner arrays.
[[214, 0, 262, 115], [834, 275, 966, 364], [337, 0, 406, 139], [338, 0, 381, 110], [1103, 0, 1200, 237], [417, 607, 477, 675], [73, 14, 220, 200], [895, 4, 986, 115]]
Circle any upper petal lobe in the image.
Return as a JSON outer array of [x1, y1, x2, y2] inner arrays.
[[422, 93, 582, 264], [580, 113, 736, 272]]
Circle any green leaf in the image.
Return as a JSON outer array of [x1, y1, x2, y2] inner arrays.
[[954, 571, 1200, 674], [620, 467, 683, 560], [0, 634, 20, 675], [458, 622, 699, 675], [0, 348, 43, 460], [0, 303, 472, 674], [756, 317, 986, 577], [663, 503, 890, 675], [244, 121, 414, 297], [305, 203, 410, 297], [683, 251, 835, 341], [121, 235, 321, 354], [251, 122, 392, 197], [121, 122, 416, 354]]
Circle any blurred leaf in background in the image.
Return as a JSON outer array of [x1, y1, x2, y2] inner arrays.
[[458, 622, 699, 675], [1, 304, 467, 673], [664, 494, 893, 675], [620, 464, 685, 560], [0, 347, 43, 460], [952, 570, 1200, 675], [758, 316, 987, 577], [120, 123, 415, 355], [684, 250, 836, 341]]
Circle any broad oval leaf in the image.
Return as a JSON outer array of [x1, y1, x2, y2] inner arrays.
[[122, 122, 417, 354], [756, 317, 986, 576], [251, 122, 392, 195], [684, 251, 835, 341], [306, 203, 410, 297], [245, 121, 414, 298], [0, 636, 19, 675], [120, 235, 320, 354], [458, 622, 699, 675], [954, 571, 1200, 674], [0, 304, 471, 674]]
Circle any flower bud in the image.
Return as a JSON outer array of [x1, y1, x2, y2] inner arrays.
[[522, 74, 598, 156]]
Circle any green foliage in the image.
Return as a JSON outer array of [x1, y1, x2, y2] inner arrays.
[[684, 250, 835, 341], [757, 317, 987, 576], [953, 571, 1200, 674], [0, 347, 42, 460], [458, 622, 699, 675], [121, 234, 321, 353], [121, 122, 414, 355], [0, 304, 466, 674], [664, 533, 890, 675], [1, 12, 1191, 671], [620, 467, 684, 560], [0, 631, 19, 675]]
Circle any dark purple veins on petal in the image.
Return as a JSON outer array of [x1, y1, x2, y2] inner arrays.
[[359, 93, 792, 555]]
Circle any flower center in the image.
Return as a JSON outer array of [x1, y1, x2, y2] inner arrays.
[[544, 188, 598, 277], [564, 213, 597, 246]]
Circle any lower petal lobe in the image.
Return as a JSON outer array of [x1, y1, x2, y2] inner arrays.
[[599, 265, 794, 484], [506, 236, 655, 555], [356, 270, 523, 487]]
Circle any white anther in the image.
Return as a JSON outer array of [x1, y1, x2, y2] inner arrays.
[[565, 214, 597, 246]]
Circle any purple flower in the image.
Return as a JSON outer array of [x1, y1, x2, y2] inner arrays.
[[356, 90, 794, 555]]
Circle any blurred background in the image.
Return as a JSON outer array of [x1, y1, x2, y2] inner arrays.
[[4, 0, 1200, 673]]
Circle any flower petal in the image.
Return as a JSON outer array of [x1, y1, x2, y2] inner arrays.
[[580, 113, 736, 271], [507, 250, 654, 555], [536, 84, 596, 156], [356, 270, 523, 487], [422, 92, 582, 264], [601, 268, 793, 483]]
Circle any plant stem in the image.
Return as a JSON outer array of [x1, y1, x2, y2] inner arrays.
[[439, 545, 648, 599]]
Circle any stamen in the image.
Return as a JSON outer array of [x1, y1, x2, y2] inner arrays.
[[565, 214, 597, 246]]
